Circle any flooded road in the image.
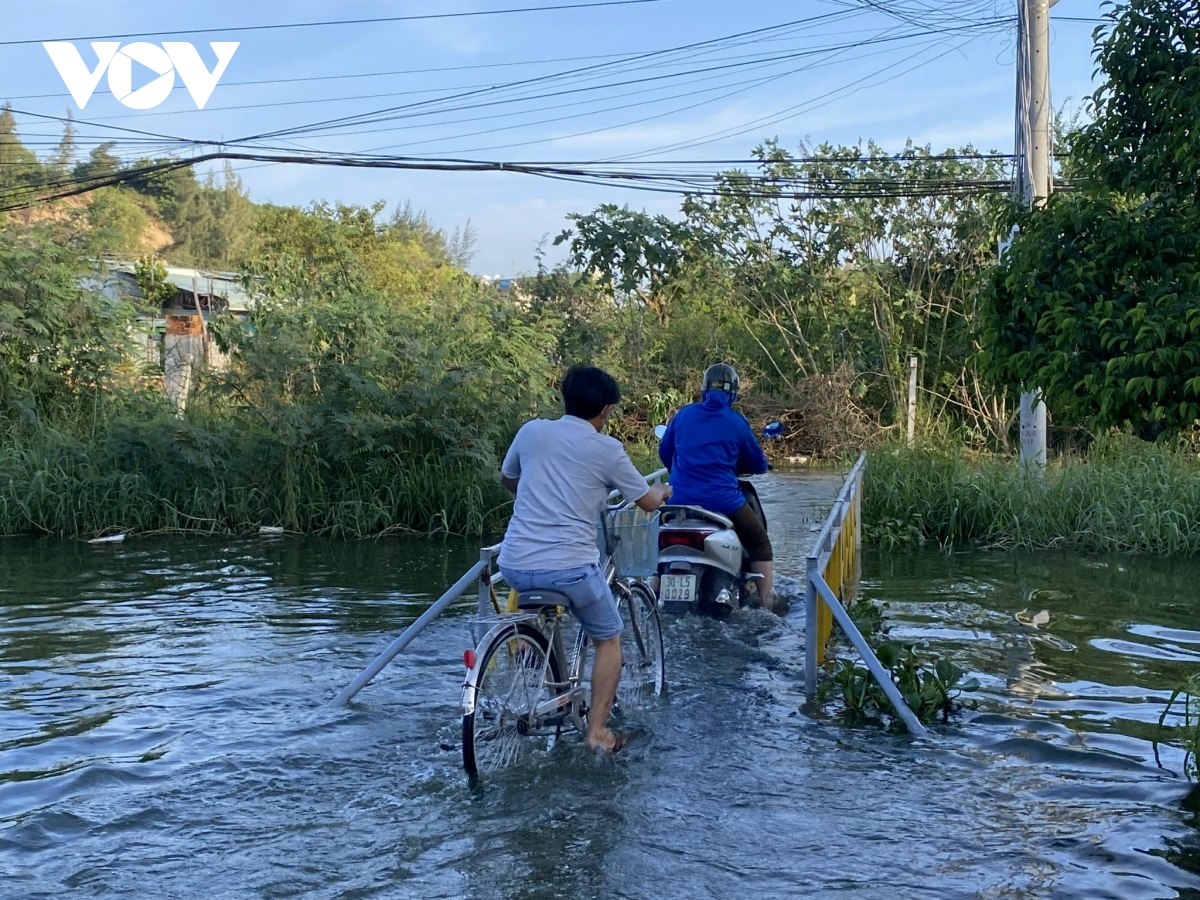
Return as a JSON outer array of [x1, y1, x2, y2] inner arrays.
[[4, 473, 1200, 899]]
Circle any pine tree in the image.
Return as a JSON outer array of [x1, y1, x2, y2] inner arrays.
[[50, 111, 76, 177], [0, 103, 43, 191], [72, 142, 122, 182]]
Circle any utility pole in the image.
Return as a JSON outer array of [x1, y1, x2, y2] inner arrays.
[[1014, 0, 1053, 473], [907, 355, 918, 447]]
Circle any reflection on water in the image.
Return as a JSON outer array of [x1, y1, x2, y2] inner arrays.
[[3, 475, 1200, 898]]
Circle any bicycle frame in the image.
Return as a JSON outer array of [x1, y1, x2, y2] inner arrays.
[[460, 609, 589, 731], [463, 504, 662, 758], [462, 509, 626, 726]]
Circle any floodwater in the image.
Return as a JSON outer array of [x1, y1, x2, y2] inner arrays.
[[4, 473, 1200, 899]]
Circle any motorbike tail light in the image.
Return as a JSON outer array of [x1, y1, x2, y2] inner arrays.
[[659, 529, 715, 551]]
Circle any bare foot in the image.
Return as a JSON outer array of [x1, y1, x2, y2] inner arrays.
[[587, 729, 638, 754], [586, 729, 617, 752]]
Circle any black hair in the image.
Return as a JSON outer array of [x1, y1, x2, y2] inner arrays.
[[561, 365, 620, 419]]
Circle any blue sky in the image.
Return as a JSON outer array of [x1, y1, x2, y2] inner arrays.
[[1, 0, 1107, 274]]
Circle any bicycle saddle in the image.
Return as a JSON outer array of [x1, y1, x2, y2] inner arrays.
[[516, 589, 573, 610]]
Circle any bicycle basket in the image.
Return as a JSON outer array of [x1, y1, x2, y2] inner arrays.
[[601, 507, 660, 578]]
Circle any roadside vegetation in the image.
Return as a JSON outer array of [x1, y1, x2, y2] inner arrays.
[[864, 438, 1200, 554], [0, 0, 1196, 541]]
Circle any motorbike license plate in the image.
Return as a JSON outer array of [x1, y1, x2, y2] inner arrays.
[[659, 574, 697, 604]]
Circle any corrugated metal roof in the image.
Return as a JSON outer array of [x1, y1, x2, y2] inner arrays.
[[97, 260, 255, 311]]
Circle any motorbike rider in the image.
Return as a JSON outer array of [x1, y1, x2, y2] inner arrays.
[[657, 363, 776, 611], [498, 365, 672, 754]]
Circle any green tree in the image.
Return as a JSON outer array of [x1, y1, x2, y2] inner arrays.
[[85, 187, 150, 256], [50, 111, 76, 177], [72, 142, 122, 183], [980, 0, 1200, 436], [0, 103, 44, 192], [0, 221, 138, 427], [681, 140, 1006, 431], [555, 205, 690, 326], [165, 163, 255, 269]]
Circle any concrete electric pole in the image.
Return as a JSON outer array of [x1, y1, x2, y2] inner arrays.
[[1015, 0, 1053, 473]]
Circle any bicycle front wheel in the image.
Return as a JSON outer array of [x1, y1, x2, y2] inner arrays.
[[615, 580, 665, 709], [462, 623, 562, 779]]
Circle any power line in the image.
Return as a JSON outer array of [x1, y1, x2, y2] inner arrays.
[[610, 30, 981, 160], [380, 29, 940, 158], [60, 28, 873, 127], [0, 0, 671, 48], [230, 10, 862, 144], [5, 29, 857, 105], [237, 27, 919, 154], [0, 149, 1018, 212]]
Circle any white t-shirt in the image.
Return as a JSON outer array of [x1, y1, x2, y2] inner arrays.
[[498, 416, 650, 571]]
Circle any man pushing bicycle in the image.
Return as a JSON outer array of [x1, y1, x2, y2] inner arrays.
[[498, 365, 671, 754]]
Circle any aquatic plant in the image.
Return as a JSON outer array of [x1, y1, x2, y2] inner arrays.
[[1155, 674, 1200, 779], [828, 642, 979, 725]]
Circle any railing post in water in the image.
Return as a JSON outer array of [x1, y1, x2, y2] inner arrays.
[[805, 554, 819, 698], [854, 464, 863, 583], [478, 545, 496, 615], [811, 573, 928, 737], [332, 558, 487, 707], [333, 468, 665, 708]]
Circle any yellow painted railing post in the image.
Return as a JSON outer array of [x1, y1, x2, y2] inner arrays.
[[806, 452, 866, 690]]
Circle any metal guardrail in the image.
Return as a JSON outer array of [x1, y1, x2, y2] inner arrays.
[[332, 467, 668, 706], [336, 455, 926, 736], [803, 452, 928, 737]]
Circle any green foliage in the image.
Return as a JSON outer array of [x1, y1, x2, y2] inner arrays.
[[864, 439, 1200, 554], [134, 256, 174, 309], [1073, 0, 1200, 198], [518, 260, 624, 374], [847, 597, 887, 637], [161, 163, 255, 269], [830, 646, 979, 725], [0, 103, 45, 191], [555, 140, 1008, 441], [684, 140, 1007, 409], [825, 598, 979, 728], [71, 142, 121, 183], [85, 187, 150, 256], [0, 204, 556, 538], [0, 222, 140, 430], [390, 200, 476, 267], [555, 204, 689, 325], [1155, 672, 1200, 779], [981, 0, 1200, 436]]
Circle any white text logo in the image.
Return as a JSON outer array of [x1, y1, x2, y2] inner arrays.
[[43, 41, 239, 110]]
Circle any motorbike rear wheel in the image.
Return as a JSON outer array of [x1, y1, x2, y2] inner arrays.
[[697, 568, 739, 619]]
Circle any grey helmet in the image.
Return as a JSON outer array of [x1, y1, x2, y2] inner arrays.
[[702, 363, 740, 397]]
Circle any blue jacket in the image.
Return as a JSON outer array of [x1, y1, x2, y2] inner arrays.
[[659, 392, 769, 515]]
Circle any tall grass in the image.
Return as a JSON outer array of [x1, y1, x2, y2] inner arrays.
[[0, 420, 513, 538], [864, 438, 1200, 554]]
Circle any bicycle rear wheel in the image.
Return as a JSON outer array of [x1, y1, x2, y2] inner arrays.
[[615, 580, 665, 709], [462, 623, 562, 779]]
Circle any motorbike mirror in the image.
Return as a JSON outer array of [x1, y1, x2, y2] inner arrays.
[[763, 421, 784, 439], [653, 424, 668, 440]]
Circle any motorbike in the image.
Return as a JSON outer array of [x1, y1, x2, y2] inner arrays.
[[652, 422, 782, 618]]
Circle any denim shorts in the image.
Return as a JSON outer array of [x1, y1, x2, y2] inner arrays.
[[500, 563, 623, 641]]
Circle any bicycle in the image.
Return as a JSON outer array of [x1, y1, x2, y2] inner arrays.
[[460, 503, 665, 780]]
